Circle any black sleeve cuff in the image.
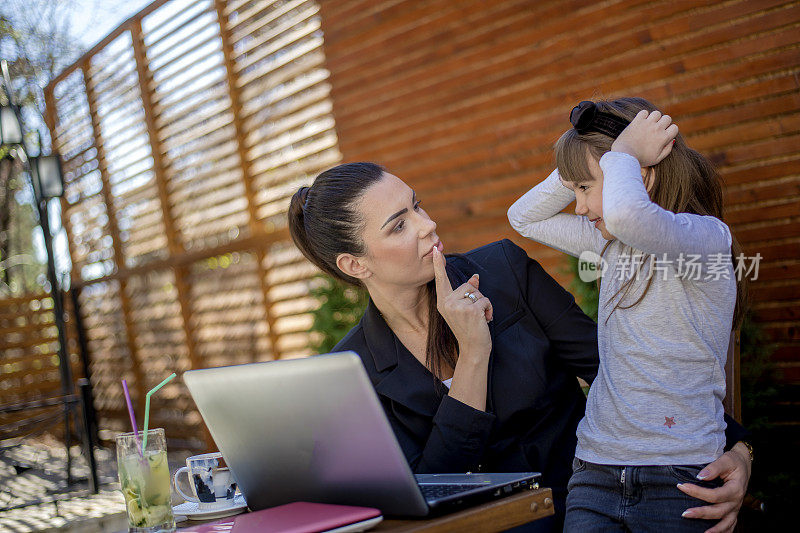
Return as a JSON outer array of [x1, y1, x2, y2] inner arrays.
[[433, 395, 496, 456], [723, 413, 750, 451]]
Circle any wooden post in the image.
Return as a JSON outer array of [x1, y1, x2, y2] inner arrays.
[[724, 329, 742, 423], [130, 20, 202, 371], [214, 0, 281, 361], [131, 18, 212, 450]]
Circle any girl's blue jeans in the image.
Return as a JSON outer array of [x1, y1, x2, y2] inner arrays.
[[564, 458, 722, 532]]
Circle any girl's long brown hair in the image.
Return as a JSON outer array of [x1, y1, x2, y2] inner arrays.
[[288, 162, 457, 382], [555, 97, 748, 330]]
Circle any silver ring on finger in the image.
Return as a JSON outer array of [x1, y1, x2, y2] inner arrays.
[[464, 291, 478, 303]]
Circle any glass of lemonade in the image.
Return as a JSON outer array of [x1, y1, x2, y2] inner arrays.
[[116, 428, 176, 532]]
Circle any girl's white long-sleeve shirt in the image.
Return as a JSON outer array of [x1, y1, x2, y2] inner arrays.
[[508, 151, 735, 465]]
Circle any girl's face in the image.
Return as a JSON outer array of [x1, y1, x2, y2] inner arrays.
[[568, 153, 653, 241], [570, 155, 616, 241], [350, 172, 443, 288]]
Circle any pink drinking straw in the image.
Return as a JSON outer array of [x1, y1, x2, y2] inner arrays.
[[121, 379, 144, 457]]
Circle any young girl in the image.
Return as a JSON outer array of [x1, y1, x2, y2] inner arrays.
[[507, 97, 749, 531]]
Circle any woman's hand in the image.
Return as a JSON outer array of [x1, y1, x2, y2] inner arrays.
[[432, 247, 493, 361], [677, 442, 752, 533], [611, 109, 679, 167]]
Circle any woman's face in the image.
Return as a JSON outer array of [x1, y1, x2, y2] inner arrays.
[[351, 172, 443, 288]]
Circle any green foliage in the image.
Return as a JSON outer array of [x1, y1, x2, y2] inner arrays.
[[739, 313, 778, 432], [308, 274, 368, 354], [1, 3, 84, 113], [563, 254, 599, 322], [736, 313, 794, 527], [563, 254, 598, 397]]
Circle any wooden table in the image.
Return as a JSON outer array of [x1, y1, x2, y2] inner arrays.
[[371, 488, 554, 532], [177, 487, 554, 532]]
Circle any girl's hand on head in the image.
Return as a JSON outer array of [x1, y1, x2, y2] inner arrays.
[[611, 109, 679, 167], [432, 247, 492, 362]]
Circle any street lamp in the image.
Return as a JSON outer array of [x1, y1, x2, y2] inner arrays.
[[0, 59, 22, 146], [0, 59, 99, 491], [30, 154, 65, 199], [0, 101, 23, 145], [0, 68, 71, 368]]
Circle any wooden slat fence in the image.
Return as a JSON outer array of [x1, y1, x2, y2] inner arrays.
[[13, 0, 797, 450], [0, 292, 83, 439], [40, 0, 340, 448]]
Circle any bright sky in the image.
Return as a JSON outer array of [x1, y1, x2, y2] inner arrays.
[[71, 0, 157, 50]]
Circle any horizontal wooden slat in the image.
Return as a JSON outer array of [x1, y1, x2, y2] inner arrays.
[[156, 87, 230, 131], [150, 30, 222, 78], [145, 4, 212, 50], [233, 1, 317, 58], [90, 63, 138, 100], [152, 65, 226, 107], [169, 168, 242, 202], [237, 36, 323, 89], [164, 138, 238, 174], [93, 90, 143, 128], [143, 0, 210, 46], [234, 16, 320, 74], [158, 102, 232, 144]]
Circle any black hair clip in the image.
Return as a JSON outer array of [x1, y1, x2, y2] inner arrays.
[[569, 100, 631, 138]]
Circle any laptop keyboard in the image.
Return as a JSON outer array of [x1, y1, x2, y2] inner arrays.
[[420, 483, 487, 500]]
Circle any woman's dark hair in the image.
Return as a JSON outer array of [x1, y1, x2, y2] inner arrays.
[[288, 162, 458, 382], [289, 162, 385, 285]]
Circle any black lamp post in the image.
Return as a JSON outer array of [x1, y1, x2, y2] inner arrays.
[[1, 59, 97, 492], [1, 61, 73, 398], [28, 152, 73, 389]]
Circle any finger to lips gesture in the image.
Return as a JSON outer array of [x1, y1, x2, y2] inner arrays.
[[432, 247, 493, 355], [611, 109, 680, 167]]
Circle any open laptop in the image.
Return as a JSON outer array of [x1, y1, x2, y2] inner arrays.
[[182, 351, 540, 517]]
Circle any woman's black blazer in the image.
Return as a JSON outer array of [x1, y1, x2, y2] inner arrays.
[[332, 239, 599, 500]]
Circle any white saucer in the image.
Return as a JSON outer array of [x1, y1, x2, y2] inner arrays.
[[172, 494, 247, 520]]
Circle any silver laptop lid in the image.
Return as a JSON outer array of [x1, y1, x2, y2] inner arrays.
[[183, 352, 430, 516]]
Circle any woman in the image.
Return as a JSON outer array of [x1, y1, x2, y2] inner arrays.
[[287, 162, 751, 532]]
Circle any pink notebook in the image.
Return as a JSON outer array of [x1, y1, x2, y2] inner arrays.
[[179, 502, 382, 533]]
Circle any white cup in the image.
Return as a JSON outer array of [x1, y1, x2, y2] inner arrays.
[[172, 452, 237, 509]]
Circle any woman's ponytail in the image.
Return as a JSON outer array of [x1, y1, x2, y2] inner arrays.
[[288, 186, 314, 265], [287, 163, 385, 285]]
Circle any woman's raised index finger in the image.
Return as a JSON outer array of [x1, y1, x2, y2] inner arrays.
[[432, 247, 453, 298]]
